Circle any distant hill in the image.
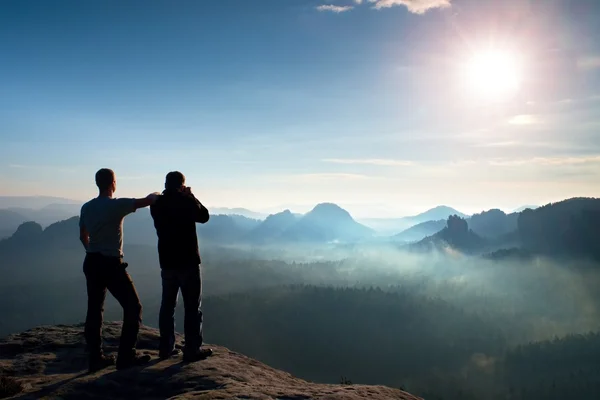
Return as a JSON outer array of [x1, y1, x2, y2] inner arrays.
[[404, 206, 469, 224], [226, 214, 262, 231], [209, 207, 267, 220], [360, 206, 468, 235], [0, 209, 28, 239], [122, 209, 260, 246], [412, 215, 486, 253], [281, 203, 373, 243], [0, 217, 80, 248], [395, 207, 520, 243], [518, 197, 600, 260], [197, 214, 255, 243], [468, 209, 519, 238], [392, 207, 518, 244], [0, 202, 372, 249], [393, 219, 446, 243], [512, 205, 538, 213], [0, 202, 82, 238], [0, 217, 83, 286], [247, 210, 298, 243], [3, 204, 81, 228], [0, 196, 80, 209]]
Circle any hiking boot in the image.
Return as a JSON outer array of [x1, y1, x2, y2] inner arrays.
[[89, 354, 116, 373], [116, 352, 152, 370], [183, 348, 213, 362], [159, 348, 182, 360]]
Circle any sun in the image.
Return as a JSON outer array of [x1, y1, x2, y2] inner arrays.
[[462, 50, 522, 102]]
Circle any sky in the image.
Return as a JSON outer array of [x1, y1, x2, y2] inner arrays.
[[1, 0, 600, 217]]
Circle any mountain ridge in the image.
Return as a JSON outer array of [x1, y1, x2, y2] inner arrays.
[[3, 197, 600, 253], [393, 219, 447, 243], [359, 206, 468, 235], [280, 203, 374, 243]]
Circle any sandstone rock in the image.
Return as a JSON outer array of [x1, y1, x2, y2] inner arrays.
[[0, 322, 421, 400]]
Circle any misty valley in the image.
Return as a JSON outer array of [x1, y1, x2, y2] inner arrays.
[[1, 197, 600, 400]]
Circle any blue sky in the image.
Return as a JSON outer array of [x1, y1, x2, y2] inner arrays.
[[1, 0, 599, 217]]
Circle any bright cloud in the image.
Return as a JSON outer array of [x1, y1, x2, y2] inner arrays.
[[316, 5, 354, 13], [323, 158, 414, 166], [508, 115, 538, 125], [367, 0, 451, 13]]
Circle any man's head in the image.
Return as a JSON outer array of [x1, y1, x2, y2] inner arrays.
[[95, 168, 116, 194], [165, 171, 185, 191]]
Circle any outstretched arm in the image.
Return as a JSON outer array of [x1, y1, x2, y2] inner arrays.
[[134, 193, 161, 210], [114, 193, 161, 219]]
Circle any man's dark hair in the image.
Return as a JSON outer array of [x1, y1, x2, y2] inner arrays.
[[95, 168, 115, 192], [165, 171, 185, 190]]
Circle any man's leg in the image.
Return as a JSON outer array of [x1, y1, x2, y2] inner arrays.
[[158, 269, 180, 358], [83, 255, 114, 372], [106, 263, 147, 368], [180, 266, 212, 361]]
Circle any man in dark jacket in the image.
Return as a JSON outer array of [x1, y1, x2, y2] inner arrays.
[[150, 171, 213, 362]]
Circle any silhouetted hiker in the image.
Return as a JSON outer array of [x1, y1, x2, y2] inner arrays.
[[150, 171, 213, 362], [79, 168, 160, 372]]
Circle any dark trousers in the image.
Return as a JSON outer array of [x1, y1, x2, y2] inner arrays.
[[83, 253, 142, 359], [159, 267, 203, 356]]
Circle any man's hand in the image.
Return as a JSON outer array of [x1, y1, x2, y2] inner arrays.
[[182, 186, 193, 195], [134, 192, 161, 210], [147, 192, 161, 204]]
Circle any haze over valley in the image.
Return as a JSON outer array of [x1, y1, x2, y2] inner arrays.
[[2, 195, 600, 399]]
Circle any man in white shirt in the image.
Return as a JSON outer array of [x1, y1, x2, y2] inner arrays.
[[79, 168, 159, 372]]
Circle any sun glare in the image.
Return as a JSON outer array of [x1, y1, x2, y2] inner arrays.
[[462, 50, 522, 102]]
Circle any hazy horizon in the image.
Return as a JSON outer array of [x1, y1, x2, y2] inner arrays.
[[0, 193, 544, 219]]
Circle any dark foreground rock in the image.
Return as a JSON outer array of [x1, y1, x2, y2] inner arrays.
[[0, 323, 421, 400]]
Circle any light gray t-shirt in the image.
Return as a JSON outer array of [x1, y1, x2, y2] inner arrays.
[[79, 197, 136, 258]]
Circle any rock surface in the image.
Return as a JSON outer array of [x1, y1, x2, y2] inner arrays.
[[0, 323, 422, 399]]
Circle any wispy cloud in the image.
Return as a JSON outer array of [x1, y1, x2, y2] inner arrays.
[[279, 173, 370, 183], [323, 158, 414, 166], [577, 56, 600, 71], [367, 0, 451, 14], [8, 163, 78, 173], [489, 156, 600, 167], [316, 4, 354, 13], [472, 141, 520, 148]]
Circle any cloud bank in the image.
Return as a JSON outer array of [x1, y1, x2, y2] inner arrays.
[[488, 156, 600, 167], [368, 0, 451, 14], [316, 0, 450, 14], [316, 4, 354, 13]]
